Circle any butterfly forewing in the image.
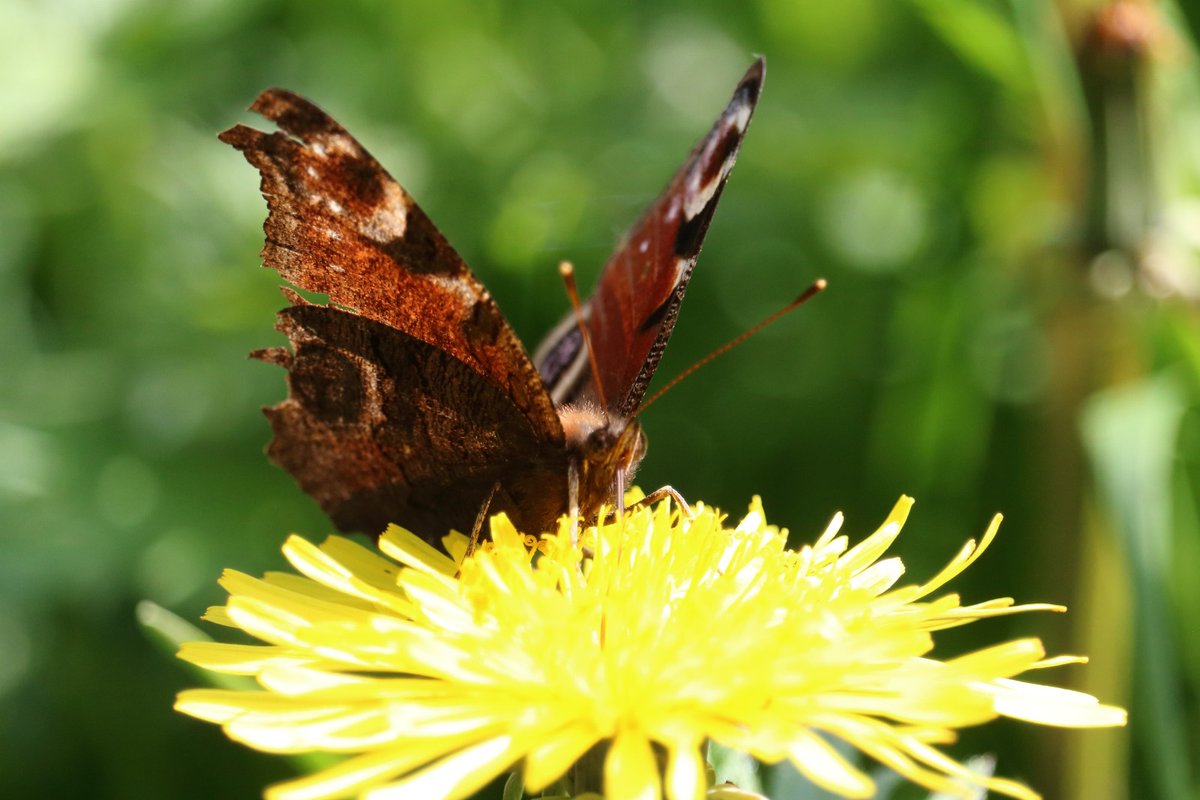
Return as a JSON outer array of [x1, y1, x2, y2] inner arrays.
[[535, 58, 765, 416]]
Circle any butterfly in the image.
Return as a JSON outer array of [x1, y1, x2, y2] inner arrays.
[[221, 58, 765, 545]]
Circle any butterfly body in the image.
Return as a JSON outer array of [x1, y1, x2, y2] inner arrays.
[[223, 59, 764, 544]]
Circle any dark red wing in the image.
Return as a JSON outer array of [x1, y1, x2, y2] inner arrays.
[[535, 59, 765, 416], [220, 90, 562, 442]]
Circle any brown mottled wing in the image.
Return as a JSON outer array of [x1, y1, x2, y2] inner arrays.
[[220, 89, 561, 439], [535, 59, 765, 416], [257, 304, 569, 542]]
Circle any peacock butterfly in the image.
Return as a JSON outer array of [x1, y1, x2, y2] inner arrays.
[[221, 58, 765, 545]]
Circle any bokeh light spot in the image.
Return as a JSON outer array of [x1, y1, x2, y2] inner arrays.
[[95, 454, 159, 528], [0, 422, 56, 500], [1089, 250, 1135, 299], [643, 21, 749, 126], [819, 169, 927, 272], [126, 365, 214, 448], [0, 605, 32, 699], [137, 528, 210, 606], [487, 153, 591, 273]]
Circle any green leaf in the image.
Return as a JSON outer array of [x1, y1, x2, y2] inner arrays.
[[136, 600, 254, 692], [1081, 374, 1195, 800], [503, 770, 525, 800], [905, 0, 1030, 93], [138, 600, 340, 775], [928, 754, 994, 799], [707, 742, 763, 793]]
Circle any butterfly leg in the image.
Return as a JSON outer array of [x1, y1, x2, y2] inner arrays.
[[567, 461, 581, 546], [595, 484, 694, 526], [630, 485, 694, 519], [464, 481, 502, 562], [615, 464, 627, 528]]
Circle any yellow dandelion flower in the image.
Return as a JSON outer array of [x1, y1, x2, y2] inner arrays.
[[175, 496, 1125, 800]]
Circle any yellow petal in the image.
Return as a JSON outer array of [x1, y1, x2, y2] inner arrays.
[[265, 747, 426, 800], [523, 722, 601, 792], [606, 730, 660, 800], [911, 512, 1002, 600], [785, 729, 874, 798], [988, 679, 1128, 727], [178, 641, 305, 674], [378, 524, 459, 578], [664, 739, 706, 800], [365, 735, 524, 800], [838, 497, 912, 574], [283, 536, 413, 616]]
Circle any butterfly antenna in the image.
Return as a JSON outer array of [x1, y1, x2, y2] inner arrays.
[[637, 278, 827, 413], [559, 261, 609, 417]]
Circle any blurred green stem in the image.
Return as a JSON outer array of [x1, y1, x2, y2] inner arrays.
[[1077, 0, 1157, 260]]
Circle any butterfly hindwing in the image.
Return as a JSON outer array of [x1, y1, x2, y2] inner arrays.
[[256, 304, 570, 538]]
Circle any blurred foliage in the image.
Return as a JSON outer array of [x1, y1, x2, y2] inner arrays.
[[2, 0, 1199, 797]]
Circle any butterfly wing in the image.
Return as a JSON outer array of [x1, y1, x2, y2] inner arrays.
[[256, 304, 568, 540], [221, 89, 562, 439], [222, 90, 566, 538], [535, 58, 765, 416]]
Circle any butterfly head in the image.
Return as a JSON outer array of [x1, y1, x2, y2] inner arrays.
[[558, 403, 647, 509]]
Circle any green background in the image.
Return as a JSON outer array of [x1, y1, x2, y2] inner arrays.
[[2, 0, 1196, 797]]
